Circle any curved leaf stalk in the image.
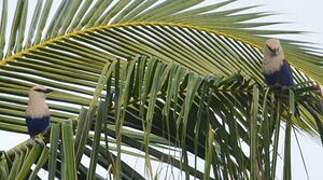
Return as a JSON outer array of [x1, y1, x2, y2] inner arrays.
[[271, 99, 282, 180], [48, 123, 60, 180], [250, 85, 260, 180], [61, 120, 77, 180]]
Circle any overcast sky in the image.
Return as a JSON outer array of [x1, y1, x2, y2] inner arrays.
[[0, 0, 322, 179]]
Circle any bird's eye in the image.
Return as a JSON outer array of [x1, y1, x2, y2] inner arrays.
[[266, 45, 275, 53]]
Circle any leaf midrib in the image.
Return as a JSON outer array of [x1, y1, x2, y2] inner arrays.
[[0, 21, 261, 67]]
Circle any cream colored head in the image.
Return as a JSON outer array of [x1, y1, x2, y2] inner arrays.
[[26, 85, 53, 118], [320, 85, 323, 97], [31, 85, 53, 95], [263, 39, 285, 74]]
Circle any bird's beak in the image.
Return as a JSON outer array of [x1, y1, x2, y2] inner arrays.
[[44, 89, 53, 94], [266, 45, 278, 55]]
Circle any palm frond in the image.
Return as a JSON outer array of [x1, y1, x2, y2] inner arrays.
[[0, 0, 322, 179]]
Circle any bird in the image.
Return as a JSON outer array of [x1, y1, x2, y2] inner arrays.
[[25, 85, 53, 139], [262, 39, 300, 116], [262, 39, 294, 88]]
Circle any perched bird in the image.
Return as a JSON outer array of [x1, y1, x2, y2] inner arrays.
[[262, 39, 294, 88], [25, 85, 53, 138], [263, 39, 300, 116]]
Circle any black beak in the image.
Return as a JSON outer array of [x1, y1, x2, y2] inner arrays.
[[267, 45, 278, 55], [43, 89, 53, 94]]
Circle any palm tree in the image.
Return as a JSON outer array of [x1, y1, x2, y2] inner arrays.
[[0, 0, 322, 179]]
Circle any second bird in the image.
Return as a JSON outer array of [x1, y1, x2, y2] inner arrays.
[[25, 85, 53, 138], [262, 39, 294, 88]]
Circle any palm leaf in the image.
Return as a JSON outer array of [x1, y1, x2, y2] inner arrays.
[[0, 0, 322, 179]]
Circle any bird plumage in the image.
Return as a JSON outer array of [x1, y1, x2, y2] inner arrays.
[[264, 60, 294, 87], [263, 39, 285, 74], [262, 39, 294, 87], [25, 85, 52, 138], [263, 39, 299, 116]]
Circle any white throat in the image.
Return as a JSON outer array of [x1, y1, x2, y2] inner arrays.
[[26, 91, 50, 118], [263, 48, 284, 74]]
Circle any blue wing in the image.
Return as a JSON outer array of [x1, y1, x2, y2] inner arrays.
[[264, 60, 294, 87], [264, 72, 278, 86], [26, 116, 50, 137], [277, 60, 294, 87]]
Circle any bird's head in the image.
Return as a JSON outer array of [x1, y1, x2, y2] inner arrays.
[[27, 85, 52, 117], [264, 39, 283, 57], [262, 39, 285, 74], [30, 85, 53, 99]]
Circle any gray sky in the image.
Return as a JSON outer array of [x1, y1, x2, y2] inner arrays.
[[0, 0, 322, 179]]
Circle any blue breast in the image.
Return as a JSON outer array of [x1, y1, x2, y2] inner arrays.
[[25, 116, 50, 137], [264, 60, 294, 87]]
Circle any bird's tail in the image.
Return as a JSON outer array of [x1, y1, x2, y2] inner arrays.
[[274, 88, 299, 117], [34, 133, 44, 140], [33, 133, 46, 146]]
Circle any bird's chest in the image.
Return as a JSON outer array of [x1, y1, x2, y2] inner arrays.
[[263, 58, 283, 74], [26, 102, 49, 118]]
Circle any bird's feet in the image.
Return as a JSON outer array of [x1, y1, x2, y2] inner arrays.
[[32, 134, 46, 147]]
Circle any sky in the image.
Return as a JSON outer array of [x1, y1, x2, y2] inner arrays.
[[0, 0, 323, 179]]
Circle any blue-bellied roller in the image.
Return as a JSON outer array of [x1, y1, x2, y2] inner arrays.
[[25, 85, 53, 138], [263, 39, 294, 88]]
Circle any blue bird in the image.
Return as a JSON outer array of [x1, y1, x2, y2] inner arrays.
[[263, 39, 294, 88], [263, 39, 300, 116], [25, 85, 53, 138]]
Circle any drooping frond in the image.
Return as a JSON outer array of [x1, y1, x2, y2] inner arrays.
[[1, 55, 322, 179]]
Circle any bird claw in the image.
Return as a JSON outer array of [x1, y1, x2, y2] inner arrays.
[[34, 138, 45, 147], [32, 134, 46, 147]]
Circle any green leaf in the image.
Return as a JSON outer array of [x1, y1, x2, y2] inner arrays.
[[204, 127, 215, 180], [48, 123, 60, 180], [250, 85, 259, 180], [28, 147, 49, 180], [86, 101, 105, 180], [283, 117, 292, 180], [16, 142, 42, 180], [0, 0, 7, 59], [75, 62, 112, 166], [271, 99, 282, 180], [61, 120, 77, 180]]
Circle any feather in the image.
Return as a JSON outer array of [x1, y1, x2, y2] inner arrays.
[[264, 60, 294, 87]]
